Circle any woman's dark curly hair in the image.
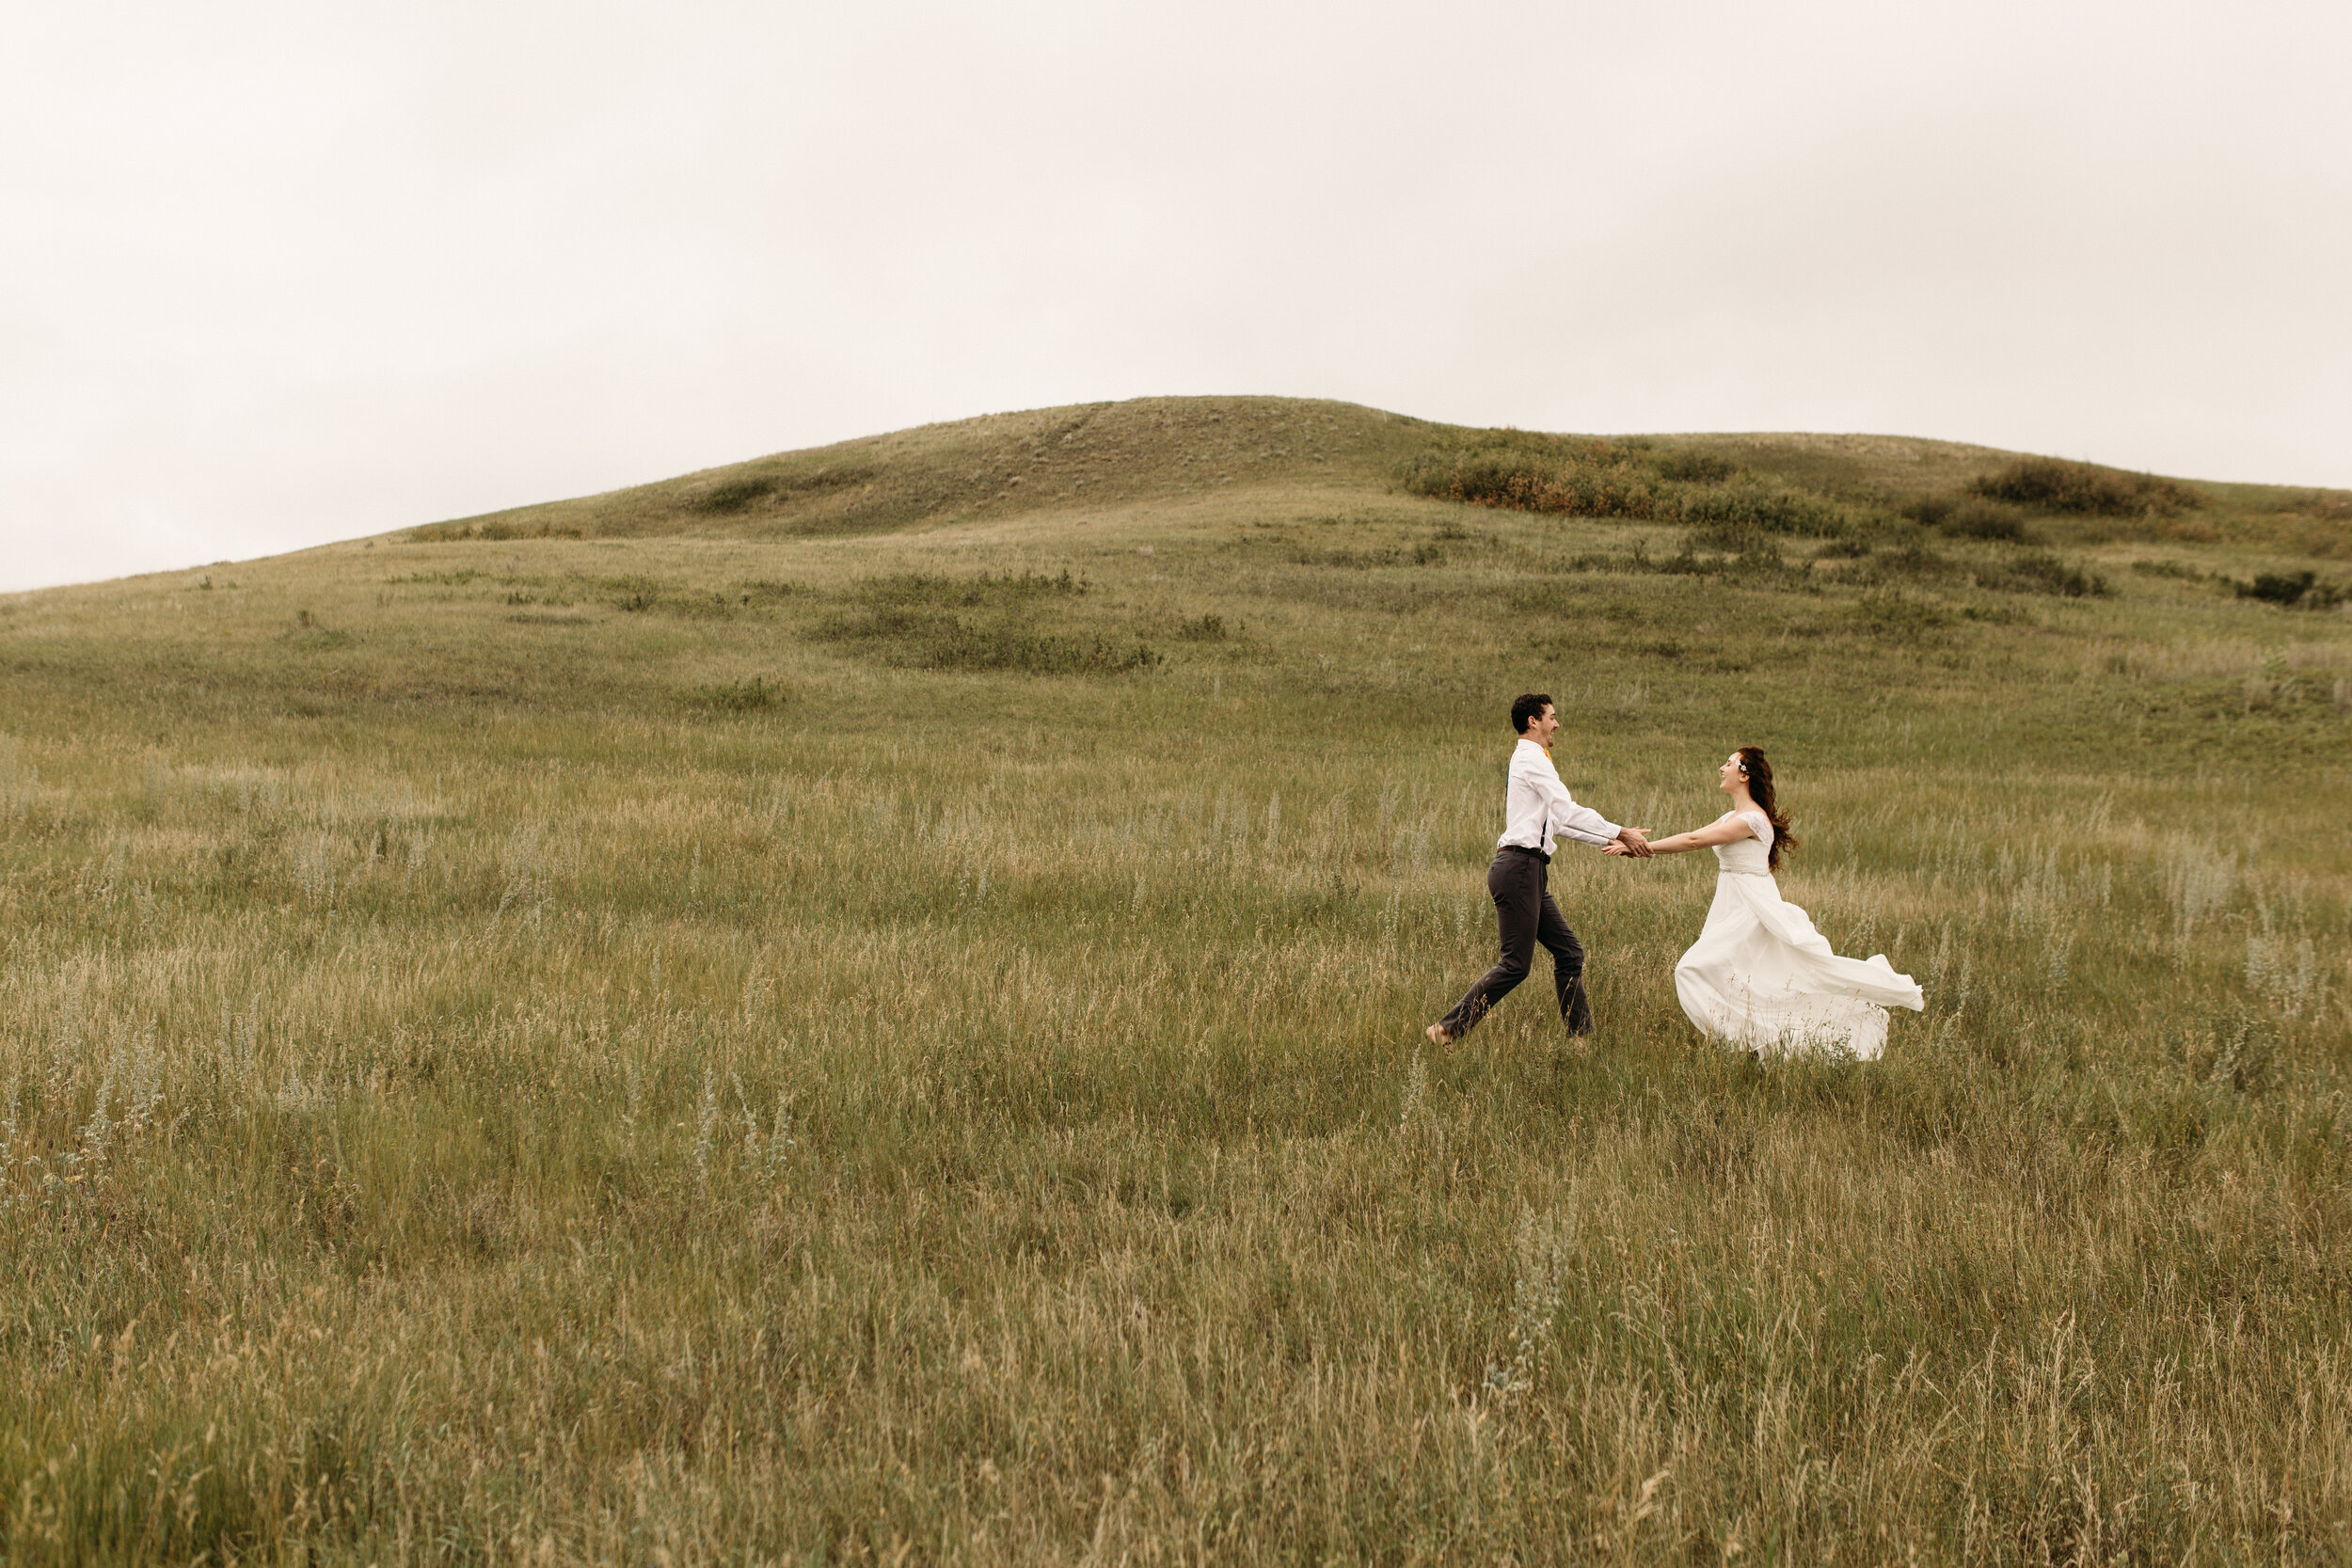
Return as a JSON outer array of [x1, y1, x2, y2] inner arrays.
[[1736, 747, 1799, 871]]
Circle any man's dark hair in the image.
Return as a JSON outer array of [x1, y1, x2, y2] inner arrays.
[[1511, 692, 1554, 734]]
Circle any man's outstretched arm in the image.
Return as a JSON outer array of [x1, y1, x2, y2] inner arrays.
[[1527, 760, 1642, 851]]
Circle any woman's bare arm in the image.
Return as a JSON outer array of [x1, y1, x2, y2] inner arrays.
[[1607, 814, 1753, 856]]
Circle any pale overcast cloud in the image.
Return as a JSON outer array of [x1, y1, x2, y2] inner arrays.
[[4, 0, 2346, 591]]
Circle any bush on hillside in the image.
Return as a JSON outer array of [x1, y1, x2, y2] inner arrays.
[[1856, 544, 1958, 586], [1400, 447, 1849, 535], [1905, 494, 2033, 542], [1399, 449, 1677, 521], [1653, 449, 1736, 483], [1972, 458, 2201, 517], [1991, 552, 2111, 598], [1679, 478, 1844, 536], [2234, 571, 2345, 610], [2240, 571, 2317, 606]]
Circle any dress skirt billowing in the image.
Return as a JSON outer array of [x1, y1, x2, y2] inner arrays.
[[1673, 869, 1924, 1059]]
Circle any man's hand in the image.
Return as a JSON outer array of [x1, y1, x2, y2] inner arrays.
[[1615, 827, 1654, 859]]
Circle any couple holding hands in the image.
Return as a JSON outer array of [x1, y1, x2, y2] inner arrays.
[[1425, 693, 1923, 1059]]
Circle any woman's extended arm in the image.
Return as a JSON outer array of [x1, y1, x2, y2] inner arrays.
[[1606, 815, 1753, 856]]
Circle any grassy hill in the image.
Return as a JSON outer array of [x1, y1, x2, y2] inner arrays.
[[2, 396, 2348, 1560], [419, 394, 2348, 557]]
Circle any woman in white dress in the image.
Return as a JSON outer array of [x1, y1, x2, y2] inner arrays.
[[1607, 747, 1923, 1058]]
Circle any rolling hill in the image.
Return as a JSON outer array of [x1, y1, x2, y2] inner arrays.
[[412, 395, 2345, 556], [0, 395, 2346, 1560]]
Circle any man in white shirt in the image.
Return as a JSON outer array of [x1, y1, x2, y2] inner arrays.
[[1427, 692, 1650, 1045]]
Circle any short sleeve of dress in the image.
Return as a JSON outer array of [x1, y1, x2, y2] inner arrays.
[[1739, 810, 1773, 847]]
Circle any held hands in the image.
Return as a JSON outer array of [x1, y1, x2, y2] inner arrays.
[[1605, 827, 1655, 859]]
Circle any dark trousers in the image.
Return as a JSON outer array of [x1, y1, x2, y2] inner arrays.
[[1439, 847, 1593, 1038]]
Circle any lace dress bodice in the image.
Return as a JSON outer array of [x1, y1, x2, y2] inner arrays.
[[1711, 810, 1773, 878]]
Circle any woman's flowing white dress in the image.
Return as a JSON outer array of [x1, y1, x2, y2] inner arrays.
[[1673, 811, 1924, 1059]]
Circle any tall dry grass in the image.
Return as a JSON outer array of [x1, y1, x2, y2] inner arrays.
[[0, 474, 2347, 1561]]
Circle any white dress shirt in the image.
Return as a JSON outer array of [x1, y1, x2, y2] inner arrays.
[[1497, 737, 1622, 857]]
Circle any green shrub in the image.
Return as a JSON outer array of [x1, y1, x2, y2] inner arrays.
[[1399, 449, 1677, 521], [1860, 544, 1957, 584], [1908, 495, 2033, 541], [1400, 447, 1846, 535], [1653, 449, 1736, 483], [1678, 478, 1844, 536], [1993, 552, 2110, 598], [1972, 458, 2201, 516], [2234, 571, 2345, 609], [2240, 571, 2316, 606]]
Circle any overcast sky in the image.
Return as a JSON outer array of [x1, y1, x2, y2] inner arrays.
[[5, 0, 2346, 592]]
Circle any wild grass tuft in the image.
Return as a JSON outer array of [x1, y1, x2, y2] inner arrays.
[[814, 570, 1161, 673], [686, 675, 790, 712]]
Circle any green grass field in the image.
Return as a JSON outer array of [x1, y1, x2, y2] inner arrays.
[[3, 396, 2348, 1562]]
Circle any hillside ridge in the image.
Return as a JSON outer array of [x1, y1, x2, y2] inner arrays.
[[409, 395, 2344, 555]]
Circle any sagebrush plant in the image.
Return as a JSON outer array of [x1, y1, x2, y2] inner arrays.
[[0, 396, 2347, 1562]]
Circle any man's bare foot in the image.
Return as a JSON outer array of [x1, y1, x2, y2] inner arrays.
[[1424, 1023, 1453, 1047]]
